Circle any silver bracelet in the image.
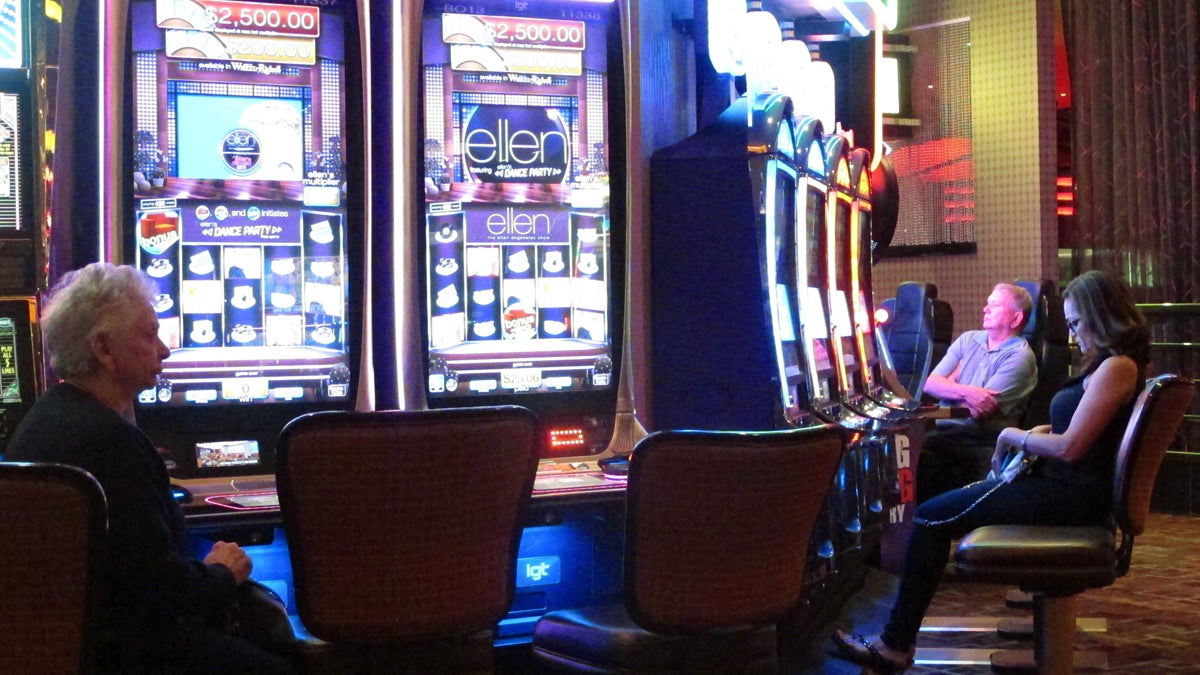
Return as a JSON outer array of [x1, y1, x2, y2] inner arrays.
[[1021, 429, 1033, 452]]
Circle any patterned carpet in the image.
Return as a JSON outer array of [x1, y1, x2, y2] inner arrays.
[[798, 512, 1200, 673]]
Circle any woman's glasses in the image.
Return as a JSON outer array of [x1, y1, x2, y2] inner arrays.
[[1066, 317, 1082, 334]]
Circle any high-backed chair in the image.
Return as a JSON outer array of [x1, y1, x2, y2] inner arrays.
[[530, 424, 846, 673], [879, 282, 938, 399], [0, 462, 107, 674], [950, 374, 1194, 673], [1013, 278, 1071, 427], [927, 285, 954, 377], [276, 406, 540, 674]]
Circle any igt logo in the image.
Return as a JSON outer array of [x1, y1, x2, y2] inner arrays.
[[462, 105, 570, 184], [516, 555, 561, 587]]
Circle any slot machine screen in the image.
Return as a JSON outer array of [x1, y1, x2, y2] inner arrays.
[[124, 0, 361, 475], [831, 199, 859, 374], [0, 299, 37, 456], [856, 290, 880, 368], [769, 165, 804, 419], [831, 289, 856, 371], [420, 1, 622, 403], [805, 186, 824, 285], [802, 286, 836, 404]]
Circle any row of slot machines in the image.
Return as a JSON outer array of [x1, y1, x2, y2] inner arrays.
[[0, 0, 632, 496], [0, 0, 627, 645], [649, 91, 925, 611]]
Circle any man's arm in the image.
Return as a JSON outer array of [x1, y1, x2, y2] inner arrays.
[[980, 343, 1039, 417], [922, 333, 1001, 418], [923, 371, 1002, 418]]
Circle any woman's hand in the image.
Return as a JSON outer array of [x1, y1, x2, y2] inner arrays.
[[990, 426, 1025, 477]]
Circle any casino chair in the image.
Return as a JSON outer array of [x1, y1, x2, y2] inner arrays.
[[275, 406, 540, 675], [878, 282, 938, 399], [1013, 278, 1071, 428], [941, 374, 1194, 674], [0, 462, 107, 674], [530, 424, 846, 673], [928, 287, 955, 381]]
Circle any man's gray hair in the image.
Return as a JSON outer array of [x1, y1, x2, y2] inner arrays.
[[995, 282, 1034, 333]]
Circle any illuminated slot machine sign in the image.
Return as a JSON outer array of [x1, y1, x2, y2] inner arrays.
[[420, 0, 623, 455], [126, 0, 361, 481]]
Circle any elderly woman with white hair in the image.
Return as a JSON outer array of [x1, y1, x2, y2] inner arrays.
[[6, 262, 293, 673]]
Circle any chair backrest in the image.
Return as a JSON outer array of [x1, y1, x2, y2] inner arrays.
[[881, 282, 936, 398], [928, 288, 954, 376], [623, 424, 846, 634], [1014, 278, 1071, 426], [0, 462, 107, 674], [1113, 375, 1195, 566], [276, 406, 539, 641]]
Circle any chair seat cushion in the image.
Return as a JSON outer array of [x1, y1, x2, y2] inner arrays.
[[954, 525, 1117, 594], [531, 604, 777, 673]]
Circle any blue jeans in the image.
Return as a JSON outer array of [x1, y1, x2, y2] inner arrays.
[[881, 470, 1110, 651]]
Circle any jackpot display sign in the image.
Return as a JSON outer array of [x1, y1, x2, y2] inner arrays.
[[421, 1, 619, 399], [128, 0, 354, 409]]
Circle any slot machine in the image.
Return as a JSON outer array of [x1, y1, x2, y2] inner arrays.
[[0, 3, 56, 453], [821, 138, 926, 574], [120, 0, 368, 519], [62, 0, 373, 618], [823, 136, 902, 423], [789, 127, 878, 610], [416, 0, 629, 642], [846, 147, 910, 411], [648, 91, 881, 626], [649, 92, 813, 432]]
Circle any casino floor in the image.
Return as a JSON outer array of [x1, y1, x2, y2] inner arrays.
[[495, 511, 1200, 674]]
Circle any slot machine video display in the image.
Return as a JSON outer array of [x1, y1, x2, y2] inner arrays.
[[124, 0, 365, 494], [0, 298, 39, 455], [420, 0, 625, 458]]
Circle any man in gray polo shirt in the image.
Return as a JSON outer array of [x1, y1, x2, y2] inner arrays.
[[916, 282, 1038, 502]]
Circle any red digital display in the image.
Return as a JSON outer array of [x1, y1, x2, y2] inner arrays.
[[162, 0, 321, 39], [478, 16, 586, 50]]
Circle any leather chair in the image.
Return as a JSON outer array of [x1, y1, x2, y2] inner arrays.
[[0, 462, 107, 674], [530, 424, 846, 673], [927, 285, 955, 378], [275, 406, 540, 674], [1013, 278, 1071, 427], [950, 374, 1194, 673], [878, 282, 937, 399]]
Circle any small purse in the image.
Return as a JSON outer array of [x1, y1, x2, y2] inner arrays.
[[989, 448, 1038, 483]]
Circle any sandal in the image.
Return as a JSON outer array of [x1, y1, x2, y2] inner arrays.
[[829, 629, 914, 673]]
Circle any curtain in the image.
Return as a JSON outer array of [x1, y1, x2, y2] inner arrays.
[[1063, 0, 1200, 303]]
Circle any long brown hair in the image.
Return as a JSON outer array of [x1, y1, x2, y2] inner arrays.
[[1062, 270, 1151, 372]]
